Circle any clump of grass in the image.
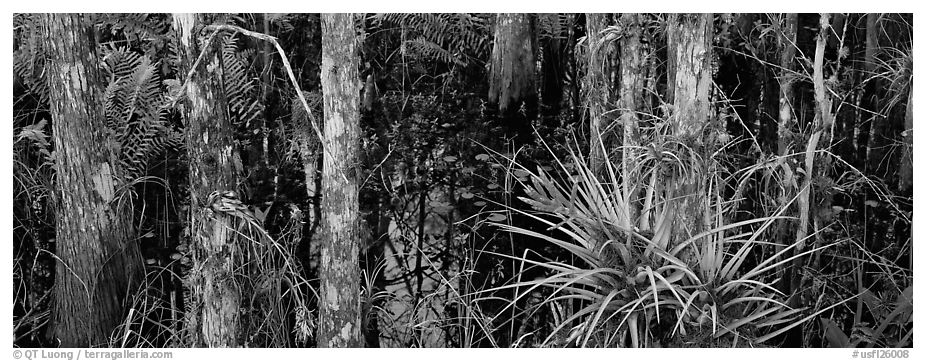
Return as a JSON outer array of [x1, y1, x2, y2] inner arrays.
[[112, 201, 316, 347], [13, 118, 56, 347]]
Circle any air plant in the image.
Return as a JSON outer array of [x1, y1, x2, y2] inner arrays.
[[479, 130, 848, 347]]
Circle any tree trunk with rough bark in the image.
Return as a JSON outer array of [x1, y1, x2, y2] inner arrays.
[[173, 13, 244, 347], [667, 14, 714, 140], [860, 14, 882, 173], [898, 86, 912, 192], [43, 13, 143, 347], [318, 13, 363, 348], [666, 13, 715, 242], [488, 13, 538, 142], [584, 13, 616, 175], [777, 13, 799, 159], [617, 13, 645, 229], [540, 14, 566, 119], [775, 13, 799, 293]]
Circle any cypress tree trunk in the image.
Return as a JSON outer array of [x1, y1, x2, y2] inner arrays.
[[584, 13, 615, 175], [859, 14, 881, 172], [775, 13, 799, 293], [488, 13, 538, 141], [318, 13, 363, 348], [617, 13, 645, 229], [667, 13, 713, 140], [666, 13, 714, 241], [777, 13, 799, 161], [173, 13, 244, 347], [539, 14, 566, 118], [43, 13, 143, 347]]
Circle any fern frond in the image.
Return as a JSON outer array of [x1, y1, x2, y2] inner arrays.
[[13, 14, 50, 106], [99, 45, 181, 181], [219, 34, 263, 128], [404, 37, 468, 66], [95, 13, 171, 46], [375, 13, 491, 67]]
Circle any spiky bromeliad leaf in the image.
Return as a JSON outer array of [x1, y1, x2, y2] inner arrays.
[[489, 137, 822, 346]]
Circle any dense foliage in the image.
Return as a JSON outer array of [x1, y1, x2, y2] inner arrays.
[[13, 13, 912, 348]]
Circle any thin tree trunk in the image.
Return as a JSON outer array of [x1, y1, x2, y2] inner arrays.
[[832, 14, 857, 167], [585, 13, 613, 175], [859, 14, 881, 172], [412, 184, 427, 318], [778, 13, 798, 159], [617, 13, 645, 229], [488, 13, 538, 141], [568, 14, 583, 125], [361, 192, 391, 348], [775, 13, 799, 292], [173, 13, 244, 347], [540, 14, 566, 118], [793, 13, 833, 294], [318, 13, 363, 348], [43, 13, 142, 347], [898, 86, 912, 192], [260, 14, 274, 172], [666, 13, 714, 241], [293, 93, 321, 234]]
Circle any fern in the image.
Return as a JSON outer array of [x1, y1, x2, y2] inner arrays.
[[16, 14, 258, 183], [404, 37, 468, 66], [536, 13, 571, 42], [219, 34, 263, 128], [14, 15, 181, 183], [268, 13, 297, 33], [101, 46, 182, 181], [95, 13, 171, 44], [13, 14, 50, 106], [373, 13, 491, 67], [15, 119, 53, 164]]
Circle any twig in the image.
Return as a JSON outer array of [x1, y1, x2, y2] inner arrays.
[[168, 26, 222, 109], [170, 22, 345, 180], [203, 24, 325, 148], [206, 24, 358, 182]]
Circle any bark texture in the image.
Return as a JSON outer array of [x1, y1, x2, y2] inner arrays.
[[617, 13, 645, 228], [777, 13, 799, 160], [173, 13, 244, 347], [584, 13, 616, 175], [488, 13, 538, 140], [667, 13, 714, 140], [539, 14, 566, 118], [318, 13, 363, 348], [863, 14, 887, 175], [899, 86, 913, 192], [666, 13, 715, 241], [775, 13, 799, 292], [43, 13, 143, 347]]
